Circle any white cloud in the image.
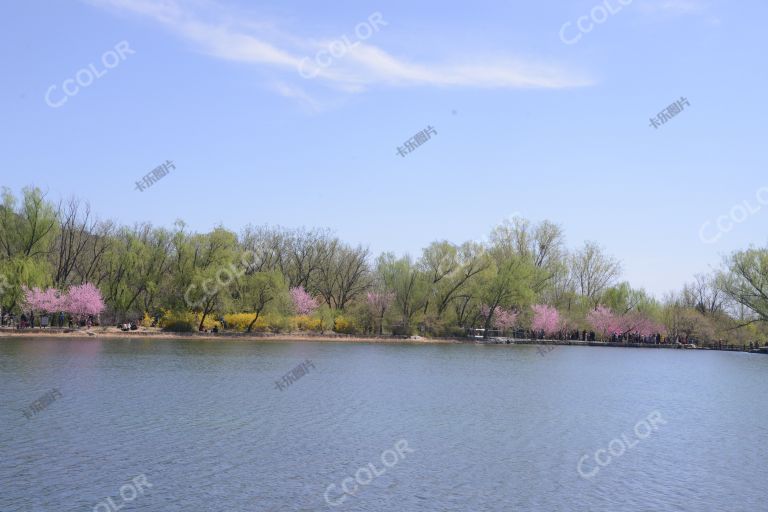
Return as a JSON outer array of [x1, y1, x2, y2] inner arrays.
[[637, 0, 711, 16], [655, 0, 705, 14], [636, 0, 721, 26], [268, 82, 325, 113], [85, 0, 593, 95]]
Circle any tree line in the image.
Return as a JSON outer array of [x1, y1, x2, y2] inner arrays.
[[1, 186, 767, 344]]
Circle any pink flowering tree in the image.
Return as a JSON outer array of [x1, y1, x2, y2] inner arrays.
[[617, 311, 663, 338], [480, 305, 518, 333], [367, 291, 394, 335], [63, 283, 105, 322], [22, 286, 64, 316], [493, 307, 518, 331], [41, 288, 64, 313], [22, 287, 44, 313], [587, 305, 619, 340], [531, 304, 561, 338], [290, 286, 319, 316]]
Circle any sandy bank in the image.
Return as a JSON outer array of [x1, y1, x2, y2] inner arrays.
[[0, 327, 461, 344]]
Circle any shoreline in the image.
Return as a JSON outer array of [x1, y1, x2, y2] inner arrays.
[[0, 327, 462, 344], [1, 327, 754, 351]]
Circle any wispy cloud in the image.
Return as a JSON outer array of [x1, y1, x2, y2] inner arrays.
[[650, 0, 706, 14], [85, 0, 593, 96], [268, 82, 325, 113], [636, 0, 720, 25], [637, 0, 713, 17]]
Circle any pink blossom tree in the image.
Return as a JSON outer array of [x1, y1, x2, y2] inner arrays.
[[22, 286, 44, 313], [493, 307, 518, 331], [22, 287, 64, 314], [63, 283, 105, 321], [367, 291, 394, 335], [290, 286, 319, 316], [587, 305, 620, 340], [480, 305, 518, 332], [531, 304, 561, 337], [616, 311, 663, 338], [41, 288, 64, 313]]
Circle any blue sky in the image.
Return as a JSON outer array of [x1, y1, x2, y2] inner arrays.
[[2, 0, 767, 298]]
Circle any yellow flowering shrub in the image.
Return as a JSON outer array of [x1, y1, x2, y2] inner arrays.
[[223, 312, 293, 332], [295, 315, 323, 332], [333, 315, 356, 334], [160, 310, 220, 331], [223, 313, 258, 331]]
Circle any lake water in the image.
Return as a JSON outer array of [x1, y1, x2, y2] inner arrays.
[[1, 338, 766, 511]]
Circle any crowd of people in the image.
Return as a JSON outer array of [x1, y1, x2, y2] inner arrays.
[[480, 328, 765, 350], [0, 311, 96, 329]]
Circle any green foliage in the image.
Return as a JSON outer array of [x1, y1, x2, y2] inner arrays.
[[1, 185, 766, 344], [720, 248, 768, 322], [232, 270, 288, 331]]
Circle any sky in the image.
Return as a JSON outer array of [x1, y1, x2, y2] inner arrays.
[[1, 0, 767, 298]]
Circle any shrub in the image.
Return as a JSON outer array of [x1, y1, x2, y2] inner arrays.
[[333, 315, 356, 334], [141, 312, 153, 328], [295, 315, 323, 332], [391, 324, 411, 336], [223, 313, 258, 331], [264, 312, 292, 333], [222, 312, 293, 333], [162, 320, 193, 332], [160, 310, 219, 331]]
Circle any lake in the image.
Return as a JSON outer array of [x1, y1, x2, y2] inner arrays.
[[1, 338, 766, 511]]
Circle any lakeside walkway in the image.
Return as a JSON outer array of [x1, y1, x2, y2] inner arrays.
[[478, 337, 765, 352]]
